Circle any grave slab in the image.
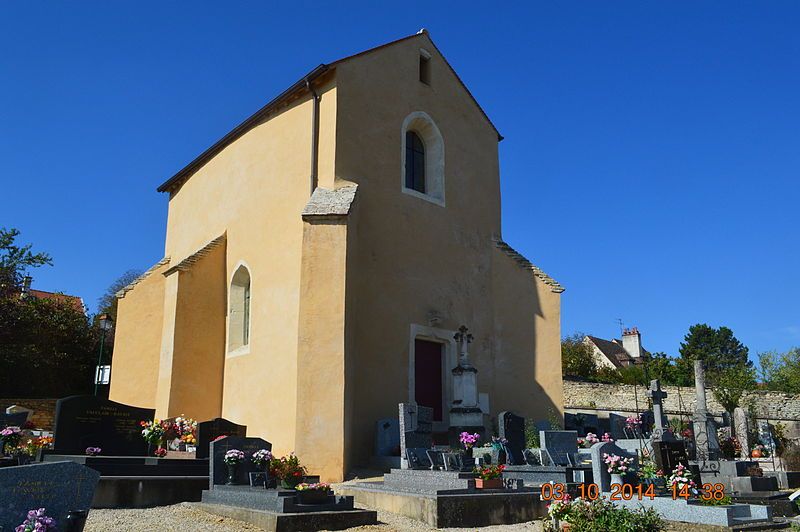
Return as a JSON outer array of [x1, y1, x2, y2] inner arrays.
[[196, 418, 247, 460], [209, 436, 272, 488]]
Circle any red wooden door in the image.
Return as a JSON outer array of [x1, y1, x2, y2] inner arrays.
[[414, 339, 444, 421]]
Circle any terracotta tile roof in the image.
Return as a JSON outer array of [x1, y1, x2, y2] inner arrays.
[[27, 289, 85, 313], [493, 238, 564, 293], [585, 335, 650, 368]]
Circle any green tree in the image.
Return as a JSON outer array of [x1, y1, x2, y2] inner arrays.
[[675, 324, 751, 385], [562, 333, 598, 380], [0, 227, 52, 295], [97, 269, 142, 321], [759, 348, 800, 394], [642, 352, 678, 385], [712, 363, 757, 419]]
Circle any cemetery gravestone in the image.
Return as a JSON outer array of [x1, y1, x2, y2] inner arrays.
[[0, 461, 100, 532], [609, 413, 628, 440], [399, 403, 433, 468], [196, 418, 247, 460], [5, 405, 33, 423], [53, 395, 154, 456], [209, 436, 272, 487], [590, 441, 638, 492], [374, 418, 400, 456], [653, 440, 690, 474], [540, 430, 579, 467], [0, 412, 29, 429], [733, 407, 750, 459], [499, 411, 526, 465]]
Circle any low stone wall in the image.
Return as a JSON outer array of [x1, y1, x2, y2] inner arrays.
[[0, 398, 57, 429], [563, 380, 800, 421]]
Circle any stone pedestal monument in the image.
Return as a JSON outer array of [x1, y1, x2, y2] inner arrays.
[[692, 361, 721, 460], [448, 326, 485, 445], [648, 379, 675, 442]]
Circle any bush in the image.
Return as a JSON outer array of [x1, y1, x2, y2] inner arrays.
[[546, 498, 665, 532]]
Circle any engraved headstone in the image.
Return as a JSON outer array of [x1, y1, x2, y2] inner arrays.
[[540, 430, 579, 466], [374, 418, 400, 456], [209, 435, 272, 488], [53, 395, 154, 455], [399, 403, 433, 468], [196, 418, 247, 460], [499, 411, 526, 465], [733, 407, 750, 459], [647, 380, 673, 441], [5, 405, 34, 423], [590, 441, 638, 492], [0, 412, 29, 429], [405, 448, 432, 470], [0, 461, 100, 531], [653, 440, 690, 474], [692, 361, 720, 460]]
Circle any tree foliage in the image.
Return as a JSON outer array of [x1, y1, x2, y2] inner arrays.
[[759, 348, 800, 394], [712, 363, 757, 414], [561, 333, 598, 380], [0, 227, 52, 295], [97, 269, 142, 321], [676, 324, 751, 386]]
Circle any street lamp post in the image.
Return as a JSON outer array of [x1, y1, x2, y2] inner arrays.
[[94, 313, 113, 396]]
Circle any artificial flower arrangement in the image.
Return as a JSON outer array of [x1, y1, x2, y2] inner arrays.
[[295, 482, 331, 492], [172, 416, 197, 445], [601, 432, 614, 443], [16, 508, 56, 532], [251, 449, 273, 469], [625, 414, 642, 430], [85, 447, 101, 456], [154, 447, 168, 458], [459, 432, 480, 450], [667, 463, 696, 494], [12, 436, 53, 458], [223, 449, 245, 465], [637, 459, 662, 480], [269, 453, 307, 487], [719, 436, 742, 459], [578, 432, 599, 448], [546, 493, 573, 523], [140, 419, 170, 446], [751, 444, 769, 458], [603, 453, 633, 475], [0, 426, 22, 453], [473, 464, 505, 480]]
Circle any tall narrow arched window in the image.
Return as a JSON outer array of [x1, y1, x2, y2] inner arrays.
[[229, 265, 251, 352], [405, 131, 426, 193]]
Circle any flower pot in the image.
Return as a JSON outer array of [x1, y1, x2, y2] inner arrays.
[[226, 463, 238, 485], [64, 510, 88, 532], [610, 473, 623, 487], [751, 449, 763, 458], [280, 477, 303, 489], [296, 489, 330, 504], [476, 478, 503, 489]]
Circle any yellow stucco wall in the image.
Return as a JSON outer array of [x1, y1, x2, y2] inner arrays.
[[109, 260, 169, 408], [332, 33, 564, 466]]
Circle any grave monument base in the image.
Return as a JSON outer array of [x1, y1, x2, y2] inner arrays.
[[610, 495, 775, 528], [195, 502, 377, 532]]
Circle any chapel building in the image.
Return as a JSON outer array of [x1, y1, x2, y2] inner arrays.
[[109, 31, 564, 481]]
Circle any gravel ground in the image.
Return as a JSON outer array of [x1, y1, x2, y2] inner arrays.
[[85, 502, 732, 531]]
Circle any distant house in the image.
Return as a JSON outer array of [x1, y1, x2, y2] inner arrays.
[[584, 327, 648, 369], [20, 277, 85, 313]]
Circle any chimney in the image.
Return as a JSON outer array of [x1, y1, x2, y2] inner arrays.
[[621, 326, 642, 358], [20, 276, 32, 298]]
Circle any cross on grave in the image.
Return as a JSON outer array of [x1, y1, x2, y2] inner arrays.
[[453, 325, 474, 367], [647, 380, 673, 441]]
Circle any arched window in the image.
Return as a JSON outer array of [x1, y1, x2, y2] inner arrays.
[[401, 112, 445, 205], [405, 131, 426, 193], [228, 265, 251, 352]]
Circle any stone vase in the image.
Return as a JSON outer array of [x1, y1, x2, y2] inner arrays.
[[610, 473, 623, 487], [226, 463, 238, 485]]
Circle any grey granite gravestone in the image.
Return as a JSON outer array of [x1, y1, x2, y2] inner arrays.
[[399, 403, 433, 468], [590, 441, 638, 492], [0, 412, 28, 429], [540, 430, 578, 466], [53, 395, 154, 456], [0, 461, 99, 531], [196, 417, 247, 460], [499, 411, 526, 465], [209, 436, 272, 488], [692, 362, 720, 460], [733, 407, 750, 459], [374, 418, 400, 456]]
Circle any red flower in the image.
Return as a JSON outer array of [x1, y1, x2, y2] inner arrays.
[[293, 471, 302, 477]]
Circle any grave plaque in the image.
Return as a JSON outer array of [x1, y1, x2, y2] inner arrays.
[[0, 461, 100, 532], [399, 403, 433, 468], [653, 440, 690, 474], [53, 395, 154, 456], [209, 436, 272, 488], [405, 448, 432, 470], [499, 411, 526, 465], [196, 417, 247, 459], [0, 412, 29, 429], [540, 430, 579, 466], [374, 418, 400, 456]]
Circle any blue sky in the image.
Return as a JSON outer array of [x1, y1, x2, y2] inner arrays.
[[2, 2, 798, 362]]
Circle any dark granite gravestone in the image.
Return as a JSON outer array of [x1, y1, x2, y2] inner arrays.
[[426, 450, 445, 470], [0, 461, 100, 532], [209, 436, 272, 488], [53, 395, 154, 456], [609, 413, 628, 440], [196, 418, 247, 460], [405, 448, 432, 470], [540, 430, 579, 467], [499, 411, 526, 465], [0, 412, 28, 429], [399, 403, 433, 468], [653, 440, 690, 474], [564, 412, 599, 435]]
